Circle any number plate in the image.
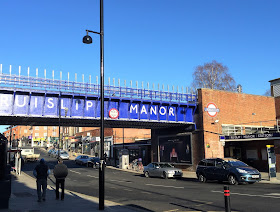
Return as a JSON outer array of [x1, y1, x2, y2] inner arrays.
[[251, 175, 259, 178]]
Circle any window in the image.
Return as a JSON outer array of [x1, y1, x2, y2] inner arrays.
[[52, 132, 56, 136], [206, 160, 215, 167], [44, 126, 47, 130], [44, 133, 47, 137], [198, 160, 206, 166], [222, 125, 242, 135], [216, 161, 223, 168], [24, 130, 27, 133], [53, 126, 57, 130], [35, 133, 39, 137], [35, 126, 39, 130]]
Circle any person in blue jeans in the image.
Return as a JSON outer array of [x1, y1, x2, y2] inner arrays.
[[33, 158, 50, 202]]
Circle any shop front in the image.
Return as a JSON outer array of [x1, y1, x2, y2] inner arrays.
[[223, 133, 280, 172]]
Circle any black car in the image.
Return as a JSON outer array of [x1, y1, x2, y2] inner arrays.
[[196, 158, 261, 185], [87, 157, 100, 168]]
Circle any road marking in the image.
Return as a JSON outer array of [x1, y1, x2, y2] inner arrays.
[[212, 190, 280, 199], [145, 184, 184, 189], [265, 193, 280, 196], [70, 170, 81, 175], [123, 188, 133, 192], [87, 175, 98, 178], [109, 179, 131, 183]]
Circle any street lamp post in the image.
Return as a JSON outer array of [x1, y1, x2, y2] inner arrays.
[[63, 108, 68, 150], [82, 0, 105, 210]]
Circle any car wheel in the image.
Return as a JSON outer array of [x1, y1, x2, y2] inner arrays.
[[228, 175, 238, 185], [198, 174, 207, 183], [162, 172, 168, 179], [144, 171, 150, 178]]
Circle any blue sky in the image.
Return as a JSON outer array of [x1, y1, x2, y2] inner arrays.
[[0, 0, 279, 132]]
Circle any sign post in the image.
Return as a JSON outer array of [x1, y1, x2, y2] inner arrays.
[[266, 145, 276, 180]]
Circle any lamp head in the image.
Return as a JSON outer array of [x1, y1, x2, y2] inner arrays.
[[83, 35, 92, 44]]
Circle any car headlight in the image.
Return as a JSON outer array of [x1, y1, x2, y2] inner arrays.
[[237, 168, 248, 173], [167, 170, 175, 174]]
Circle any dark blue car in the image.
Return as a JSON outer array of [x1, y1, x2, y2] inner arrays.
[[196, 158, 261, 185]]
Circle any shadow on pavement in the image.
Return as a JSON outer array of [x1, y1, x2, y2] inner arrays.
[[5, 172, 137, 212]]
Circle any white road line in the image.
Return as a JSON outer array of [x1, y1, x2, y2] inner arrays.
[[145, 184, 184, 189], [86, 175, 98, 178], [123, 189, 133, 192], [212, 190, 280, 199], [70, 170, 81, 175], [265, 193, 280, 196]]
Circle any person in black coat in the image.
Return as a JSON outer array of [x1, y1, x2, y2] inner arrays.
[[53, 159, 68, 200], [33, 158, 50, 202]]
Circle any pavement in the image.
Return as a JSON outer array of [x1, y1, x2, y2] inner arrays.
[[2, 148, 280, 211]]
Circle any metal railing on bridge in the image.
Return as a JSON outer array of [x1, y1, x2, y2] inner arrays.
[[0, 72, 196, 104]]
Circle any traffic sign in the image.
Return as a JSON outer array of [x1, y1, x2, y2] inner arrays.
[[109, 108, 119, 119], [204, 103, 220, 117]]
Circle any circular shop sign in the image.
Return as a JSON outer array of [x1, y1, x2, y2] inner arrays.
[[109, 108, 119, 119], [204, 103, 220, 117]]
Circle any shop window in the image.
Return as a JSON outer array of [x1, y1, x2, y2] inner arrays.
[[246, 149, 258, 160], [222, 125, 242, 136], [261, 149, 267, 160]]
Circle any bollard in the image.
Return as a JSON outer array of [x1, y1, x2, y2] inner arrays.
[[224, 185, 231, 212]]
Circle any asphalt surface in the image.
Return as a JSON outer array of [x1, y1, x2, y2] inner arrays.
[[22, 148, 280, 212]]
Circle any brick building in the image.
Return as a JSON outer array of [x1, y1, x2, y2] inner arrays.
[[195, 88, 279, 171]]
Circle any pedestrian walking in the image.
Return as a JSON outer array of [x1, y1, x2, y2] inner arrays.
[[33, 158, 50, 202], [53, 159, 68, 200]]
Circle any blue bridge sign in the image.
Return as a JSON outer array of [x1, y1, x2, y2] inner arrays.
[[0, 69, 197, 128]]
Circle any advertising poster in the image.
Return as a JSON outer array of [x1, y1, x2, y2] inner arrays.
[[159, 135, 192, 164]]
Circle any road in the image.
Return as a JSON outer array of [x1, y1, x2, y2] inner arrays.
[[22, 148, 280, 212]]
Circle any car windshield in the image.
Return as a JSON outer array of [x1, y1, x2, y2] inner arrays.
[[227, 160, 248, 167], [159, 163, 173, 168], [60, 151, 68, 154]]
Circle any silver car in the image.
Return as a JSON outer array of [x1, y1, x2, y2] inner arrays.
[[144, 162, 183, 179], [57, 150, 69, 160], [75, 155, 90, 165]]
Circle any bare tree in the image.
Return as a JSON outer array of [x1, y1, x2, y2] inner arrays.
[[192, 60, 236, 91], [263, 89, 271, 96]]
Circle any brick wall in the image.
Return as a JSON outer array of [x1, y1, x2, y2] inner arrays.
[[198, 88, 276, 159], [275, 96, 280, 120]]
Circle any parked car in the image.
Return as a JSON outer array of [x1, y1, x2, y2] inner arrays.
[[75, 155, 90, 165], [143, 162, 183, 179], [196, 158, 261, 185], [87, 157, 100, 168]]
